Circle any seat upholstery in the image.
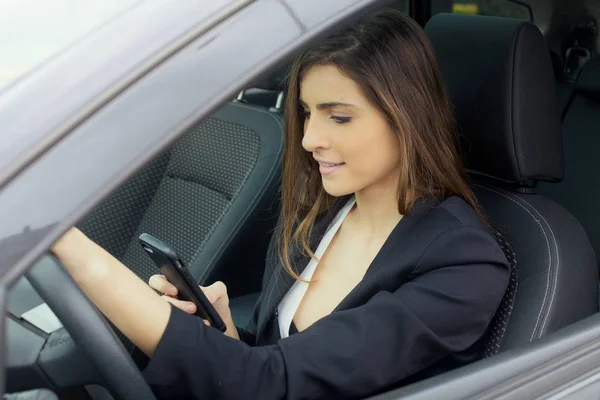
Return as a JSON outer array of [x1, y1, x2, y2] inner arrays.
[[426, 14, 599, 353], [79, 90, 284, 334], [539, 56, 600, 267]]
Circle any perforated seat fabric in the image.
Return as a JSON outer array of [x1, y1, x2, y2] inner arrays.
[[79, 100, 283, 334], [115, 115, 263, 286], [482, 229, 518, 358]]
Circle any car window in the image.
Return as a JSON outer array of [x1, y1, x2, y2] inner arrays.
[[451, 0, 532, 20], [0, 0, 144, 91]]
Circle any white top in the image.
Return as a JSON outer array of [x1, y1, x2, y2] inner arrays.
[[277, 196, 356, 339]]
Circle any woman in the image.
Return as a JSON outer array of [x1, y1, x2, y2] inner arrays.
[[51, 9, 509, 400]]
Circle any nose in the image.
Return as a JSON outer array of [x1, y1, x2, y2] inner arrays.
[[301, 117, 330, 152]]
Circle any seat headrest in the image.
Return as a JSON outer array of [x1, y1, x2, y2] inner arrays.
[[576, 56, 600, 101], [425, 14, 564, 184]]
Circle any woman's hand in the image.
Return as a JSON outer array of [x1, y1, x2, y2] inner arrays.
[[51, 227, 173, 357], [149, 275, 240, 340]]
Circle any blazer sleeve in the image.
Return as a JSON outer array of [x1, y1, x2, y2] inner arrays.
[[143, 225, 510, 400]]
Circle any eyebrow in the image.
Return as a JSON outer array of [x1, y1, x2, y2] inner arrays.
[[299, 99, 358, 110]]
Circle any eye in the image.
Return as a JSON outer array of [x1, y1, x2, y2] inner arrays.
[[331, 116, 352, 124], [303, 109, 311, 119]]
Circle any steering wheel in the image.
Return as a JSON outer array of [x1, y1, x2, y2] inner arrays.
[[25, 255, 156, 400]]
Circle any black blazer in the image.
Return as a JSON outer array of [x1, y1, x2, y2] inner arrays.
[[143, 196, 510, 400]]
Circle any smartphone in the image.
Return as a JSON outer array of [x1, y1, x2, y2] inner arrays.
[[138, 233, 227, 332]]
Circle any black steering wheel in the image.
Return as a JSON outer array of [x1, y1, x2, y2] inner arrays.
[[26, 255, 156, 400]]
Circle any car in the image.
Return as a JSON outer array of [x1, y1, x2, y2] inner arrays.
[[2, 0, 600, 399]]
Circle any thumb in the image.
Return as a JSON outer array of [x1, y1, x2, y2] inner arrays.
[[200, 281, 228, 304]]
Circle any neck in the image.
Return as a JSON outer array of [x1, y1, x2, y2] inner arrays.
[[350, 181, 403, 236]]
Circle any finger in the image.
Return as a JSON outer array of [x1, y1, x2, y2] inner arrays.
[[200, 281, 227, 303], [161, 295, 196, 314], [199, 286, 215, 303], [203, 319, 211, 326], [149, 274, 178, 296]]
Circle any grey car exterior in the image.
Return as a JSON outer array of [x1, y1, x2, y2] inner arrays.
[[4, 0, 600, 399], [0, 0, 398, 397]]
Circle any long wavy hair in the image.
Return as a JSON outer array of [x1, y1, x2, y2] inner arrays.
[[278, 9, 482, 279]]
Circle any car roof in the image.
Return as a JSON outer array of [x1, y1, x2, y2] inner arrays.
[[0, 0, 241, 188]]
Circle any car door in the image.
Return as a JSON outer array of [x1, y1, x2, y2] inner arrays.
[[0, 0, 403, 397], [2, 0, 600, 398], [372, 311, 600, 399]]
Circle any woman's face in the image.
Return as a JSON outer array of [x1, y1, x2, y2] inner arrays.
[[300, 64, 402, 198]]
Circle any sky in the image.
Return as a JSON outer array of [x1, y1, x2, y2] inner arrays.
[[0, 0, 142, 90]]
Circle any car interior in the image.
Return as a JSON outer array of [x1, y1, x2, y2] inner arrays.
[[76, 85, 285, 344], [7, 0, 600, 399], [427, 9, 599, 353]]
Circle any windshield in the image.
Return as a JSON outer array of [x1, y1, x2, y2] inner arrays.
[[0, 0, 144, 91]]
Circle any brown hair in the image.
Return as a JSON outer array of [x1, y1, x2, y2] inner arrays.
[[278, 9, 482, 279]]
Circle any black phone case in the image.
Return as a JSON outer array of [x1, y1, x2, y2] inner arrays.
[[138, 233, 227, 332]]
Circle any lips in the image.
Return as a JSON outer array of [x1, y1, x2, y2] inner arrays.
[[319, 162, 341, 167], [318, 161, 345, 175]]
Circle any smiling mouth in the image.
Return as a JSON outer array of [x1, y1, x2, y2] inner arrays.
[[318, 162, 345, 175]]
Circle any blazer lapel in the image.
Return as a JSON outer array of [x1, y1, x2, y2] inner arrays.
[[334, 196, 438, 312], [256, 198, 349, 336], [255, 195, 439, 335]]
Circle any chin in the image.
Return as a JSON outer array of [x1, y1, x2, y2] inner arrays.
[[321, 181, 356, 197]]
